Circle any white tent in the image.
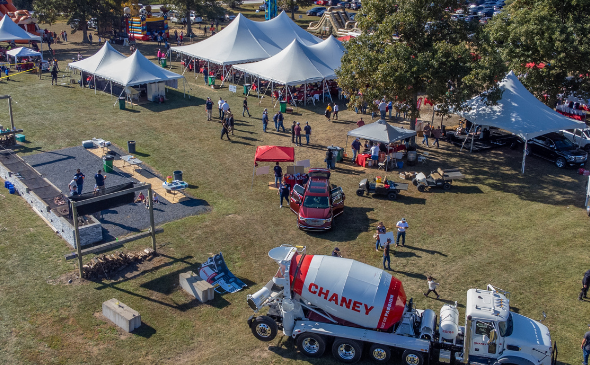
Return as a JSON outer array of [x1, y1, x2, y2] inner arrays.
[[308, 35, 347, 70], [458, 71, 586, 172], [347, 119, 417, 144], [6, 46, 40, 58], [172, 11, 321, 66], [95, 50, 184, 87], [0, 15, 41, 42], [68, 42, 126, 74]]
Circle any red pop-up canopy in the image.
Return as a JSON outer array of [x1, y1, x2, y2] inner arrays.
[[254, 146, 295, 162]]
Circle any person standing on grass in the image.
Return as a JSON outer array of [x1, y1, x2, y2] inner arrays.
[[94, 170, 106, 195], [222, 100, 230, 120], [388, 100, 393, 118], [357, 117, 365, 127], [220, 118, 231, 141], [582, 324, 590, 365], [277, 111, 285, 132], [351, 138, 361, 163], [262, 109, 269, 132], [74, 169, 85, 195], [396, 217, 408, 247], [205, 97, 213, 121], [333, 104, 339, 120], [274, 162, 283, 188], [325, 149, 333, 170], [379, 99, 387, 119], [432, 126, 442, 148], [291, 121, 296, 143], [383, 238, 392, 270], [304, 122, 311, 145], [579, 270, 590, 301], [227, 111, 235, 135], [375, 221, 386, 251], [180, 30, 184, 44], [278, 180, 290, 208], [325, 103, 332, 121], [424, 276, 440, 299], [294, 122, 302, 146], [422, 122, 431, 146], [88, 33, 93, 43], [370, 143, 379, 167], [50, 65, 58, 85], [332, 247, 342, 257], [243, 97, 251, 117], [218, 97, 224, 119], [273, 111, 279, 131]]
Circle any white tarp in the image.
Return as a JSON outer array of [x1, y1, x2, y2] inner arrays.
[[458, 71, 586, 140], [172, 11, 321, 65], [233, 36, 345, 85], [68, 42, 126, 74], [94, 50, 183, 87], [0, 15, 41, 42], [6, 47, 41, 58], [347, 119, 417, 144]]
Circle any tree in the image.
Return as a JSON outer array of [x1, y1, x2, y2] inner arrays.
[[13, 0, 34, 11], [169, 0, 225, 36], [336, 0, 504, 138], [222, 0, 243, 9], [484, 0, 590, 107], [280, 0, 315, 20]]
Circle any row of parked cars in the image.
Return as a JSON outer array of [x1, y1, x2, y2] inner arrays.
[[451, 0, 505, 24]]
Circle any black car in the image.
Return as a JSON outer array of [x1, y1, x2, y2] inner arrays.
[[307, 7, 326, 16], [526, 133, 588, 168]]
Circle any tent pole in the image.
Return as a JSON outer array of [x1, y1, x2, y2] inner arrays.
[[470, 124, 476, 153], [183, 78, 186, 98], [304, 82, 306, 106], [272, 82, 274, 105], [110, 81, 112, 99], [251, 165, 256, 190], [257, 77, 260, 98], [522, 139, 527, 174], [94, 75, 97, 95], [323, 79, 325, 103]]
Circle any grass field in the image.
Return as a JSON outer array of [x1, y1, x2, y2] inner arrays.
[[0, 18, 588, 365]]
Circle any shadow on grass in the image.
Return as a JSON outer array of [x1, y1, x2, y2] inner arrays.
[[404, 244, 447, 257], [308, 207, 375, 242], [392, 270, 427, 281], [133, 151, 151, 158], [135, 322, 157, 338]]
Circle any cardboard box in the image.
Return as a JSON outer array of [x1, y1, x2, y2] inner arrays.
[[286, 165, 305, 175]]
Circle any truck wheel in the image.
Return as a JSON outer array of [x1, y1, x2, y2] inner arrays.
[[369, 343, 391, 363], [555, 157, 566, 168], [402, 350, 424, 365], [332, 338, 363, 363], [387, 192, 397, 200], [356, 189, 364, 196], [412, 178, 418, 186], [296, 333, 326, 358], [250, 316, 277, 342], [584, 145, 590, 152], [417, 185, 426, 192], [442, 183, 451, 190]]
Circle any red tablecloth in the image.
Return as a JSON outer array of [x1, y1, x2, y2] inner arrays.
[[356, 154, 371, 167], [283, 175, 295, 190], [295, 175, 307, 186]]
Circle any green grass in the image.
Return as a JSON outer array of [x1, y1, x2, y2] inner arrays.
[[0, 21, 587, 365]]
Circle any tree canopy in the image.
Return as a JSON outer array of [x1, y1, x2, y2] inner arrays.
[[169, 0, 225, 35], [337, 0, 504, 133]]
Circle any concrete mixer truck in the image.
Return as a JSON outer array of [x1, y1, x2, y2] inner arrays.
[[246, 245, 558, 365]]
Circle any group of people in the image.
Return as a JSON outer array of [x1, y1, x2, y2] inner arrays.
[[421, 122, 443, 148], [134, 190, 160, 207], [324, 103, 339, 121], [68, 168, 106, 196]]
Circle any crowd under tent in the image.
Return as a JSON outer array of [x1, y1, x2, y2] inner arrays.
[[232, 36, 346, 105], [458, 71, 586, 172], [171, 11, 321, 83], [6, 46, 41, 66], [68, 42, 126, 94]]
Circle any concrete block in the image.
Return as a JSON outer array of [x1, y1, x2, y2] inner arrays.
[[179, 271, 214, 303], [102, 298, 141, 332]]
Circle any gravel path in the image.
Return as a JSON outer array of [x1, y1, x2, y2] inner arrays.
[[23, 146, 209, 240]]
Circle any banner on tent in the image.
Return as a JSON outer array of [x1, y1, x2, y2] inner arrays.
[[256, 166, 269, 175], [229, 85, 237, 93]]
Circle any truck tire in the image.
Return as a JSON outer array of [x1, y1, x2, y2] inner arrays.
[[369, 343, 391, 363], [296, 333, 326, 358], [417, 185, 426, 192], [442, 183, 451, 190], [250, 316, 277, 342], [356, 189, 364, 196], [555, 157, 566, 168], [584, 145, 590, 153], [402, 350, 424, 365], [332, 338, 363, 363], [387, 192, 397, 200]]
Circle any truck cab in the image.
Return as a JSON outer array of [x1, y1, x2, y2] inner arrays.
[[463, 286, 554, 365]]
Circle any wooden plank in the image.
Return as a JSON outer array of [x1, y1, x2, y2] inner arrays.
[[65, 228, 163, 260]]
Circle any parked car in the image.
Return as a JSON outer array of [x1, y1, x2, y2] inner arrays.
[[88, 18, 97, 29], [338, 1, 350, 8], [226, 14, 236, 21], [526, 132, 588, 168], [289, 168, 345, 231], [451, 13, 466, 21], [307, 7, 326, 16], [350, 1, 361, 10], [560, 129, 590, 152], [317, 9, 326, 16], [280, 4, 299, 11]]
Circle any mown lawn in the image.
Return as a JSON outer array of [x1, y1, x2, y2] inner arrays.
[[0, 20, 588, 365]]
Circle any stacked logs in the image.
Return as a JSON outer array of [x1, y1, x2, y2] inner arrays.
[[82, 248, 155, 280]]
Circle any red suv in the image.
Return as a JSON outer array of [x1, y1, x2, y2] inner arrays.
[[289, 168, 345, 230]]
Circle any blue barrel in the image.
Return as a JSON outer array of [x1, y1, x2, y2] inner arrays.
[[4, 181, 11, 189], [397, 161, 404, 169], [8, 185, 15, 194]]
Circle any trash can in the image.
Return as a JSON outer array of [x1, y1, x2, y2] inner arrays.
[[397, 161, 404, 169], [118, 97, 125, 110], [127, 140, 136, 154], [335, 147, 344, 162], [243, 84, 251, 95], [208, 76, 215, 86], [173, 170, 183, 181], [161, 58, 167, 68], [406, 151, 417, 166], [280, 101, 287, 113], [103, 155, 114, 173], [328, 146, 338, 169]]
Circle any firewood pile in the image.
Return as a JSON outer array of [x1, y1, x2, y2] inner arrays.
[[82, 248, 155, 280]]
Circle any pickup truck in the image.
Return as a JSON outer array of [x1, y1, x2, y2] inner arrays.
[[560, 128, 590, 151]]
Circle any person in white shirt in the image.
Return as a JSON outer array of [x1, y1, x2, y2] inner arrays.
[[332, 104, 339, 120], [379, 100, 387, 119], [222, 100, 230, 119], [395, 217, 408, 246], [370, 144, 380, 166], [424, 276, 440, 299], [68, 179, 78, 196], [218, 97, 224, 119]]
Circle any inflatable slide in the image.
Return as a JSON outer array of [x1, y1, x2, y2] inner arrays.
[[307, 6, 359, 37]]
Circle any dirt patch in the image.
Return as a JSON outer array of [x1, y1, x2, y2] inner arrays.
[[46, 271, 88, 286]]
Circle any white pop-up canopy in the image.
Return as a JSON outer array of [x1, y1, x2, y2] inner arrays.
[[95, 50, 184, 87], [0, 15, 41, 42], [68, 42, 126, 74], [347, 119, 417, 144], [458, 71, 586, 172], [6, 46, 41, 58], [172, 11, 321, 66]]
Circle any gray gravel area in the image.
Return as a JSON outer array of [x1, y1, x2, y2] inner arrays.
[[23, 146, 209, 241]]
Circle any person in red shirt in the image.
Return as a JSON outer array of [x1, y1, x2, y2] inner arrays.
[[294, 122, 302, 146], [357, 118, 365, 127]]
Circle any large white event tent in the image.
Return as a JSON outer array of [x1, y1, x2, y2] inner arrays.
[[68, 42, 126, 94], [171, 11, 322, 80], [233, 36, 346, 104], [458, 71, 586, 172], [0, 15, 41, 42]]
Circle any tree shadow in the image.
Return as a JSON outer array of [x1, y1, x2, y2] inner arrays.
[[134, 322, 156, 338]]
